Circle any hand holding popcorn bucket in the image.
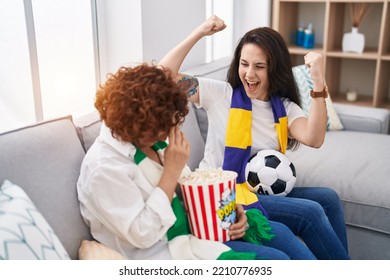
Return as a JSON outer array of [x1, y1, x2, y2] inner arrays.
[[178, 168, 237, 242]]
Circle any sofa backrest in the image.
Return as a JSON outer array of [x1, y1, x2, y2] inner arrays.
[[333, 103, 390, 134], [0, 116, 92, 259]]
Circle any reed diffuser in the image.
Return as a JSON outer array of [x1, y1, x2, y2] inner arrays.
[[350, 3, 369, 28], [342, 3, 369, 54]]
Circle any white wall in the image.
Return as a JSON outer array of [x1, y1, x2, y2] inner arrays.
[[97, 0, 206, 78], [97, 0, 271, 79], [141, 0, 206, 69], [233, 0, 271, 44], [96, 0, 143, 81], [209, 0, 234, 61]]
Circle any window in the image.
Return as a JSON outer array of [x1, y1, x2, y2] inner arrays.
[[32, 0, 97, 121], [0, 0, 97, 133], [0, 0, 35, 133], [206, 0, 233, 62], [0, 0, 271, 134]]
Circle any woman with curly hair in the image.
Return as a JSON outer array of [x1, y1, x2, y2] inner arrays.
[[76, 64, 315, 260]]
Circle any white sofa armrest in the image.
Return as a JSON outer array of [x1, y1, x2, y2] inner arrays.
[[333, 103, 390, 134]]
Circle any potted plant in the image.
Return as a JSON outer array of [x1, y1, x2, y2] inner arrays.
[[342, 3, 369, 54]]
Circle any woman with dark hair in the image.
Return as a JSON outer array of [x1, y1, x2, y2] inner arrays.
[[159, 16, 350, 260], [76, 64, 316, 260]]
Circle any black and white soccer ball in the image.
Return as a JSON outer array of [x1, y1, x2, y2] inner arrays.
[[245, 149, 296, 196]]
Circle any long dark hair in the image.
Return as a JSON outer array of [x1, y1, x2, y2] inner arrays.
[[227, 27, 300, 150]]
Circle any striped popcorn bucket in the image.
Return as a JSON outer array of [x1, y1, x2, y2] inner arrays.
[[179, 170, 237, 242]]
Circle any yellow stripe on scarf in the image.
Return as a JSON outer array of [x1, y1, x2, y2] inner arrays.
[[275, 116, 288, 154], [225, 108, 252, 149], [236, 182, 259, 206]]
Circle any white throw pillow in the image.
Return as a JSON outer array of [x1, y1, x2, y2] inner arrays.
[[0, 180, 70, 260], [292, 64, 344, 131]]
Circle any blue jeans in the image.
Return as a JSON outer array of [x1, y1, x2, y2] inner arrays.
[[258, 187, 350, 260], [225, 220, 316, 260]]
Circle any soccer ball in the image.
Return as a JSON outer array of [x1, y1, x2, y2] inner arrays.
[[245, 149, 296, 196]]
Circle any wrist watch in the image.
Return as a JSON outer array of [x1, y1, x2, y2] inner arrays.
[[310, 85, 328, 98]]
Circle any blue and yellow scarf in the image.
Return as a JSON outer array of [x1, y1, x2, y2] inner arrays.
[[222, 85, 288, 244]]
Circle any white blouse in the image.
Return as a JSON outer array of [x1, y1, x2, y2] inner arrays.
[[77, 123, 177, 259]]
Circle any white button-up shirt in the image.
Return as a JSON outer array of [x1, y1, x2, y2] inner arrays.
[[77, 123, 177, 259]]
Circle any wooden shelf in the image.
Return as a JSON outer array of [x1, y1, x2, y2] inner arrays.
[[288, 46, 324, 54], [326, 50, 379, 60], [332, 95, 374, 107], [273, 0, 390, 108]]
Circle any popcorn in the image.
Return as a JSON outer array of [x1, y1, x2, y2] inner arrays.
[[178, 168, 237, 242], [179, 167, 237, 185]]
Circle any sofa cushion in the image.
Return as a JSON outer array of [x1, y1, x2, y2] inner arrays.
[[286, 131, 390, 236], [74, 110, 101, 152], [180, 104, 206, 171], [292, 64, 344, 131], [0, 116, 92, 259], [0, 180, 70, 259]]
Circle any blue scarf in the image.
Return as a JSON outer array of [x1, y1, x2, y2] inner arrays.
[[222, 85, 287, 244]]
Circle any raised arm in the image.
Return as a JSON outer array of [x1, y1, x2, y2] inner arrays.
[[290, 52, 328, 148], [159, 15, 226, 103]]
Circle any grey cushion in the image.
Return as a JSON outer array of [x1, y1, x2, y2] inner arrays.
[[347, 225, 390, 260], [192, 104, 208, 144], [0, 116, 92, 259], [74, 111, 101, 152], [286, 131, 390, 237], [180, 103, 206, 171]]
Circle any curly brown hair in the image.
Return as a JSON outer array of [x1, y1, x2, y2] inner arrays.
[[95, 64, 189, 145]]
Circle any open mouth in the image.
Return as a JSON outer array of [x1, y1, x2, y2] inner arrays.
[[246, 80, 259, 91]]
